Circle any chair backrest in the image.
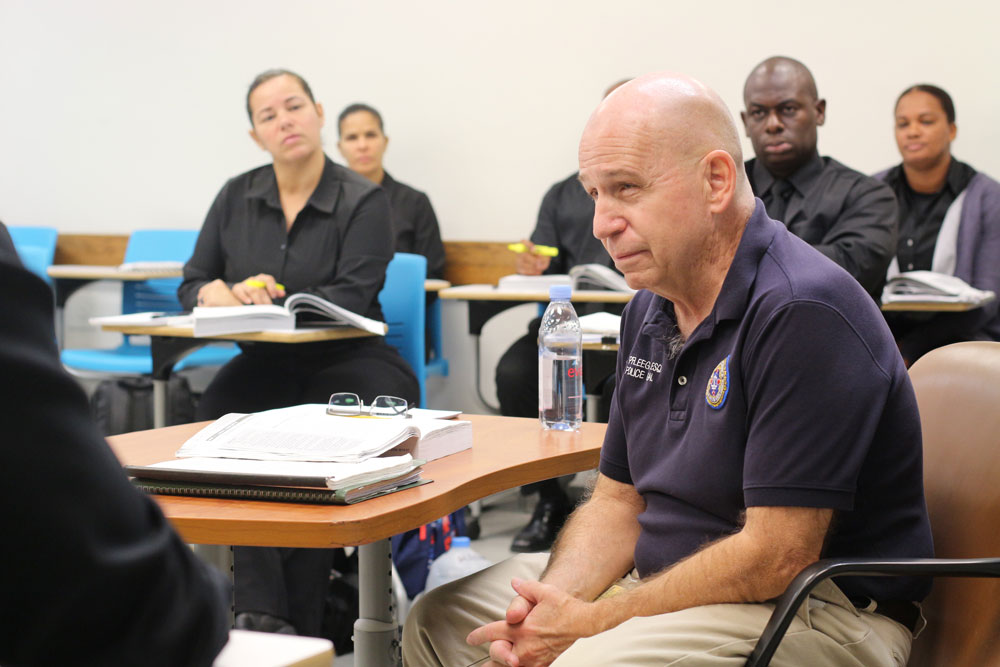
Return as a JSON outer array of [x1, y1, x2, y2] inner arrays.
[[121, 229, 198, 314], [8, 225, 58, 284], [907, 341, 1000, 667], [379, 253, 427, 408]]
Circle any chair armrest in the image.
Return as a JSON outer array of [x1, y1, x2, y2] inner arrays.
[[745, 557, 1000, 667]]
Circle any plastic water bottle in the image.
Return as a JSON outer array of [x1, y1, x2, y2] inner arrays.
[[424, 537, 492, 591], [539, 284, 583, 431]]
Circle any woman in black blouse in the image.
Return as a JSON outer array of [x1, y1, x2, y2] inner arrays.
[[336, 103, 446, 278], [179, 69, 419, 638]]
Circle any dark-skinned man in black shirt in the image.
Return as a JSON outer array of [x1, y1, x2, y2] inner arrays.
[[742, 56, 898, 298]]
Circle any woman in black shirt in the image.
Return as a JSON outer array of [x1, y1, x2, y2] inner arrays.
[[179, 69, 419, 638], [336, 103, 446, 279]]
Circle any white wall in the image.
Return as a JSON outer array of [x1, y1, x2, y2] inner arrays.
[[4, 0, 997, 410], [2, 0, 998, 240]]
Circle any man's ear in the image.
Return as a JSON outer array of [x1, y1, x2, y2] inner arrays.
[[704, 150, 737, 214], [249, 128, 265, 152], [815, 98, 827, 127], [740, 110, 750, 136]]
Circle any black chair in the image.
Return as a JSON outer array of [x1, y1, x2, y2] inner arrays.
[[746, 341, 1000, 667]]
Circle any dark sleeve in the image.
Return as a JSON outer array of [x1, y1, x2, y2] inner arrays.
[[811, 176, 899, 297], [411, 192, 446, 279], [178, 181, 233, 309], [530, 182, 568, 274], [302, 188, 395, 315], [0, 256, 229, 666], [742, 301, 893, 509]]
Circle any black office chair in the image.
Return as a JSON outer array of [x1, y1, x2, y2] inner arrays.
[[746, 341, 1000, 667]]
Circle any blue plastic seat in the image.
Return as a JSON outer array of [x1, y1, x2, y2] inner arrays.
[[379, 253, 429, 408], [425, 295, 449, 378], [8, 226, 58, 284], [61, 229, 240, 374]]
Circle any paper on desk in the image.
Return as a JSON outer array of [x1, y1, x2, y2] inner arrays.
[[176, 403, 471, 463], [578, 311, 622, 335], [141, 454, 418, 489]]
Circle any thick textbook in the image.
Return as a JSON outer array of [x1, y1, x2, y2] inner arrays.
[[191, 292, 387, 337], [881, 271, 996, 311], [495, 264, 634, 294], [176, 403, 473, 463]]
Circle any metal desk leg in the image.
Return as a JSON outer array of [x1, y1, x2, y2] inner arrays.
[[354, 539, 400, 666], [153, 378, 168, 429], [193, 544, 235, 626]]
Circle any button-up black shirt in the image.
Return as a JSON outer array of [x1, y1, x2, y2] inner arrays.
[[882, 158, 976, 272], [747, 154, 899, 297], [380, 171, 446, 279], [179, 156, 393, 321]]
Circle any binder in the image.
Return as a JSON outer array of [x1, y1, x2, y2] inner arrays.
[[130, 477, 430, 505]]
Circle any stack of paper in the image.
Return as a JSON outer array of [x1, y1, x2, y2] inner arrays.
[[127, 404, 473, 504], [579, 311, 621, 345], [881, 271, 995, 307]]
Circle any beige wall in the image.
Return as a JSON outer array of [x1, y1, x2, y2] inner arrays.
[[1, 0, 997, 241]]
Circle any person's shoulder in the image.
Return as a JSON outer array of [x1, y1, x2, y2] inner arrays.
[[323, 157, 384, 203], [547, 171, 586, 197], [219, 163, 273, 193], [819, 156, 894, 197], [759, 223, 873, 305], [382, 172, 431, 203]]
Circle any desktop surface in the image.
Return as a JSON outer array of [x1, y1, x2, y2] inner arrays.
[[107, 413, 605, 548]]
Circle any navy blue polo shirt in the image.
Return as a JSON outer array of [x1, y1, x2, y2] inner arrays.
[[600, 200, 933, 602]]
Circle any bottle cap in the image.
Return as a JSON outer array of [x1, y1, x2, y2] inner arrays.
[[549, 284, 572, 300], [452, 536, 471, 548]]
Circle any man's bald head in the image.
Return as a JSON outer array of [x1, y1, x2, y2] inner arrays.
[[585, 72, 746, 172], [743, 56, 818, 103], [741, 56, 826, 179], [579, 72, 755, 301]]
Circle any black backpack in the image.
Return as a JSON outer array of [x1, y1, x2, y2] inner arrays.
[[90, 375, 196, 436]]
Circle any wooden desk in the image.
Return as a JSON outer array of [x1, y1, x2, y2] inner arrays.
[[423, 278, 450, 292], [47, 264, 184, 346], [100, 323, 377, 428], [109, 414, 606, 666]]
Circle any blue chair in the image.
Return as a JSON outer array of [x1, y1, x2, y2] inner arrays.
[[379, 253, 428, 408], [8, 226, 58, 284], [425, 296, 449, 378], [61, 229, 239, 374]]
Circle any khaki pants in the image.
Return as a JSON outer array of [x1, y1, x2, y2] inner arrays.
[[402, 553, 914, 667]]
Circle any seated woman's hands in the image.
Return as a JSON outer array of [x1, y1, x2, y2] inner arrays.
[[230, 273, 287, 305]]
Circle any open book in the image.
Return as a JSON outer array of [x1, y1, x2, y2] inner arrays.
[[568, 264, 635, 293], [495, 264, 634, 294], [176, 403, 472, 463], [125, 454, 424, 504], [192, 293, 386, 337], [881, 271, 996, 309]]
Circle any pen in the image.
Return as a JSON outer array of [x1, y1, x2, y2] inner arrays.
[[507, 243, 559, 257], [244, 279, 286, 290]]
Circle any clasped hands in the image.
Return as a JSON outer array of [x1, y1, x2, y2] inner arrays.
[[196, 274, 286, 307], [466, 577, 599, 667]]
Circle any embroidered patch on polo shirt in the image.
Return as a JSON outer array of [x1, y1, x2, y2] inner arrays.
[[705, 355, 730, 410]]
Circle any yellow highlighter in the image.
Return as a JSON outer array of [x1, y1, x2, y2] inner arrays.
[[507, 243, 559, 257], [244, 279, 286, 291]]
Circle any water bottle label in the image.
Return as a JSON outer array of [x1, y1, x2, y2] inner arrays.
[[539, 355, 554, 410]]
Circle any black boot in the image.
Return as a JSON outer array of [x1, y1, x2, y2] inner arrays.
[[511, 495, 569, 552]]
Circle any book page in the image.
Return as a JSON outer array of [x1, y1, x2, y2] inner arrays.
[[177, 404, 418, 462]]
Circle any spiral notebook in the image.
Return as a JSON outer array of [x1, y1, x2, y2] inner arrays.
[[130, 477, 429, 505]]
